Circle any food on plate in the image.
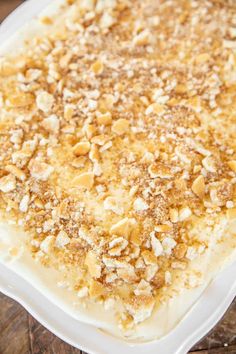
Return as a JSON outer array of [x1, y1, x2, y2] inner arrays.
[[0, 0, 235, 341]]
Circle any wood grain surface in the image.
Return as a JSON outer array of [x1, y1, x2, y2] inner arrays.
[[0, 1, 235, 354]]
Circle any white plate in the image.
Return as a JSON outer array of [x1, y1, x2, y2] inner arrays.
[[0, 2, 236, 353], [1, 260, 235, 354]]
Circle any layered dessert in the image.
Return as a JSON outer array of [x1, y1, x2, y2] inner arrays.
[[0, 0, 235, 341]]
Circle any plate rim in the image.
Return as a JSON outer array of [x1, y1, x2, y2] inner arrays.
[[1, 259, 235, 354]]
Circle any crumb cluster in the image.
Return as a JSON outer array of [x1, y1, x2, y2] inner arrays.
[[0, 0, 236, 328]]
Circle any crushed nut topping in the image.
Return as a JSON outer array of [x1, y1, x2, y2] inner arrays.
[[192, 175, 205, 199]]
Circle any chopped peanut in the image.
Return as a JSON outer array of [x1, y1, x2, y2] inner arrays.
[[91, 60, 104, 75], [73, 172, 94, 189], [228, 160, 236, 172], [5, 165, 26, 181], [112, 119, 130, 135], [7, 93, 34, 108], [96, 111, 112, 125], [192, 175, 205, 199], [85, 250, 102, 278], [73, 141, 91, 156]]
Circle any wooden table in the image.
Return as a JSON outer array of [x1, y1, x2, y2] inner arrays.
[[0, 1, 235, 353]]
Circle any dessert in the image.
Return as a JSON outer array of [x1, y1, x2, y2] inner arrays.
[[0, 0, 235, 341]]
